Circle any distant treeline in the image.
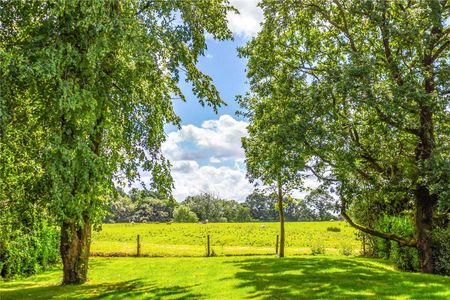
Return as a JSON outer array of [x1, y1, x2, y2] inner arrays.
[[104, 188, 339, 223]]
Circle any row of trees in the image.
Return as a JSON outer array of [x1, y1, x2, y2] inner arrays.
[[241, 0, 449, 273], [104, 189, 338, 223]]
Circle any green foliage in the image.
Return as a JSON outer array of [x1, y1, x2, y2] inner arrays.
[[104, 188, 178, 223], [132, 198, 173, 223], [182, 193, 254, 222], [173, 205, 198, 223], [105, 189, 342, 224], [245, 190, 338, 222], [240, 0, 449, 272], [0, 0, 233, 242], [182, 193, 224, 222], [1, 2, 233, 281], [327, 227, 341, 232], [245, 191, 277, 221], [373, 216, 419, 272], [302, 188, 339, 221], [311, 245, 326, 255], [104, 190, 136, 223], [432, 227, 450, 275], [340, 245, 353, 257], [0, 219, 59, 279]]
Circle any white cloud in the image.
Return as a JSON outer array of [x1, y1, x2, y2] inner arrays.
[[170, 160, 254, 201], [227, 0, 263, 37], [160, 115, 253, 201], [148, 114, 320, 202], [162, 114, 248, 162]]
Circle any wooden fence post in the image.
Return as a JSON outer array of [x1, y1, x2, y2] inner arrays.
[[276, 235, 279, 255], [207, 235, 210, 257], [137, 234, 141, 257]]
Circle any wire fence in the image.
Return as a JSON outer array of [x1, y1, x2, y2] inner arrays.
[[89, 222, 363, 257]]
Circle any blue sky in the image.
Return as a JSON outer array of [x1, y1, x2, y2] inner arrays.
[[162, 36, 255, 202], [172, 38, 249, 127], [140, 1, 318, 202], [150, 1, 265, 202]]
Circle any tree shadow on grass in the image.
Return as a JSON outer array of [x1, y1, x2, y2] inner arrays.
[[227, 256, 450, 300], [0, 279, 202, 300]]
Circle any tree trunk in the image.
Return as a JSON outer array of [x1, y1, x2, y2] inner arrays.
[[413, 102, 436, 273], [277, 178, 285, 258], [60, 215, 92, 284], [415, 186, 436, 273]]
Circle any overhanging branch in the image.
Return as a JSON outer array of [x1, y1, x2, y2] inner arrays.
[[341, 205, 417, 247]]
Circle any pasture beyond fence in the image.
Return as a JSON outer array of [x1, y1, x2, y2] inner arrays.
[[90, 222, 363, 257]]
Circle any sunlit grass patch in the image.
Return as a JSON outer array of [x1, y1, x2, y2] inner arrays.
[[1, 256, 448, 300]]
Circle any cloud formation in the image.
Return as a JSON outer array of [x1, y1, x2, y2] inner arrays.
[[162, 115, 253, 201], [162, 115, 248, 162], [227, 0, 263, 37]]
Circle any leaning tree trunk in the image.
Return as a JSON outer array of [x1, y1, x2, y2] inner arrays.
[[277, 177, 285, 258], [60, 214, 92, 284]]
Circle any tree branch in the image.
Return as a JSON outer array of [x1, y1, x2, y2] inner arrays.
[[380, 0, 404, 86], [374, 105, 420, 136], [432, 40, 450, 61], [341, 204, 417, 247], [305, 166, 339, 183]]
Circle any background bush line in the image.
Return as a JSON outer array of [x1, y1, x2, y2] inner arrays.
[[104, 189, 339, 224]]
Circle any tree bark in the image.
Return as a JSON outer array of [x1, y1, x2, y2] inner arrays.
[[415, 186, 436, 273], [60, 215, 92, 284], [413, 103, 436, 273], [277, 177, 285, 258]]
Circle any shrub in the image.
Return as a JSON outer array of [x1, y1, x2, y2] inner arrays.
[[311, 245, 325, 255], [340, 245, 353, 256], [373, 216, 419, 272], [0, 220, 60, 279], [327, 226, 341, 232], [173, 205, 198, 223], [432, 227, 450, 275]]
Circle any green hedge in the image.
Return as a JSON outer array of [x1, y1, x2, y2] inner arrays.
[[0, 220, 60, 279], [372, 215, 449, 275]]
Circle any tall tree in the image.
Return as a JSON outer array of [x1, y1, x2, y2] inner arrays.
[[241, 93, 306, 257], [0, 0, 233, 283], [241, 0, 449, 273]]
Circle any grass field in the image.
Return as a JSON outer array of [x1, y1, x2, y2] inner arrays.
[[91, 221, 360, 257], [1, 256, 449, 299]]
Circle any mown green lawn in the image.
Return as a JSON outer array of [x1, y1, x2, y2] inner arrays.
[[91, 222, 359, 256], [1, 256, 449, 299]]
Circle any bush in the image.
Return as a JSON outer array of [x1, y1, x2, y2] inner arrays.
[[340, 245, 353, 256], [327, 226, 341, 232], [432, 227, 450, 275], [0, 220, 60, 279], [311, 245, 325, 255], [373, 216, 419, 272], [173, 205, 198, 223]]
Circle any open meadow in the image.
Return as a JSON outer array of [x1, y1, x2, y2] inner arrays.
[[2, 222, 449, 299], [91, 221, 360, 257]]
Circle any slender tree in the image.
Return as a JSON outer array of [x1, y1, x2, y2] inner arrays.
[[241, 91, 306, 258], [0, 0, 233, 283], [241, 0, 449, 273]]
